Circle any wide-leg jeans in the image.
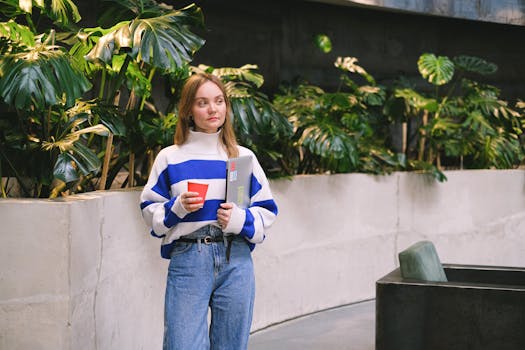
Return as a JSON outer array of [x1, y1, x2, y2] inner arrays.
[[163, 230, 255, 350]]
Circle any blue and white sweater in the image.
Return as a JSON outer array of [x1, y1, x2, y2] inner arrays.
[[140, 130, 278, 259]]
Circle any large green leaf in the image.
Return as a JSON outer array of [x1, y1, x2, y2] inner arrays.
[[300, 123, 356, 162], [203, 64, 264, 88], [53, 141, 101, 183], [453, 55, 497, 75], [418, 53, 454, 86], [70, 141, 101, 174], [14, 0, 80, 27], [0, 47, 91, 109], [53, 152, 79, 183], [0, 20, 35, 49], [394, 88, 439, 112], [96, 0, 173, 27], [85, 4, 204, 70], [0, 0, 25, 19], [47, 0, 81, 26]]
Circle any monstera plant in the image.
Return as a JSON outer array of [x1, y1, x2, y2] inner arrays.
[[273, 56, 404, 175], [0, 0, 113, 198], [392, 53, 524, 170]]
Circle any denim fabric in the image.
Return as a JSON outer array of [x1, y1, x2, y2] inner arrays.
[[163, 226, 255, 350]]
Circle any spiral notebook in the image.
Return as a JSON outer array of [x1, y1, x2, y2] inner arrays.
[[226, 155, 253, 208]]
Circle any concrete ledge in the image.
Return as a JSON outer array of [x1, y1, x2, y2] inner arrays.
[[1, 170, 525, 348]]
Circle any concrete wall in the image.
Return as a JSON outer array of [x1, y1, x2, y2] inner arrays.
[[311, 0, 525, 26], [1, 170, 525, 349]]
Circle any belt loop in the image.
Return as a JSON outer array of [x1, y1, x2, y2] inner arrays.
[[197, 239, 201, 252]]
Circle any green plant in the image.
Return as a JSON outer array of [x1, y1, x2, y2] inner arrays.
[[392, 53, 524, 170], [0, 1, 119, 197], [273, 56, 405, 175]]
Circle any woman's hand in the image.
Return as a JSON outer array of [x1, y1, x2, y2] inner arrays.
[[180, 191, 204, 212], [217, 202, 233, 230]]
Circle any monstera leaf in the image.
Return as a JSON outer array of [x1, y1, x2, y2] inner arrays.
[[0, 45, 92, 110], [418, 53, 454, 86], [300, 120, 357, 159], [394, 88, 439, 113], [453, 55, 498, 75], [0, 20, 35, 49], [96, 0, 175, 27], [53, 141, 102, 183], [85, 4, 204, 70], [16, 0, 80, 27]]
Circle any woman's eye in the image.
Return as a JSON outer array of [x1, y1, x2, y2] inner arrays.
[[216, 98, 224, 104], [197, 101, 207, 107]]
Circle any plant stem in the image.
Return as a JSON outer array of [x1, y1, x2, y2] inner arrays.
[[25, 13, 37, 33], [111, 55, 132, 102], [98, 133, 114, 190], [418, 111, 428, 161], [139, 67, 156, 113], [99, 69, 107, 100], [402, 122, 407, 154]]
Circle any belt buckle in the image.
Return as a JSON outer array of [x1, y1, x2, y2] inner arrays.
[[203, 236, 213, 245]]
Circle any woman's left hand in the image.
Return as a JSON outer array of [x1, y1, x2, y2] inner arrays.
[[217, 202, 233, 230]]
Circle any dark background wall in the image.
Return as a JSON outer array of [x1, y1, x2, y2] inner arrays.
[[83, 0, 525, 101]]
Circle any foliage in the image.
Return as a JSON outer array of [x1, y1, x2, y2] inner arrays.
[[0, 1, 109, 197], [0, 2, 523, 197], [273, 56, 407, 176], [392, 53, 524, 170]]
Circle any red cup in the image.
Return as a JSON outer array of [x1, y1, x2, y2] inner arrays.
[[187, 182, 208, 205]]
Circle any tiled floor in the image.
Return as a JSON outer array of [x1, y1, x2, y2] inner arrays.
[[249, 300, 375, 350]]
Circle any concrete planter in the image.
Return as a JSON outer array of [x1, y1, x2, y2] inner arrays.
[[1, 170, 525, 349]]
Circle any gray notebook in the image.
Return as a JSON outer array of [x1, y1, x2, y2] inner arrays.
[[226, 155, 253, 208]]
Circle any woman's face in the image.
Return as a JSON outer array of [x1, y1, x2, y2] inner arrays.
[[191, 81, 227, 134]]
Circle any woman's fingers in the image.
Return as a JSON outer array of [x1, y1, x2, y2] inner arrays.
[[180, 191, 203, 212], [217, 203, 233, 229]]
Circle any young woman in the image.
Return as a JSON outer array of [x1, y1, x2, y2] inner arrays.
[[140, 73, 278, 350]]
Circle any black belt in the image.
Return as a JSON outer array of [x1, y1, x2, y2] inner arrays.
[[177, 235, 235, 261], [177, 236, 225, 245]]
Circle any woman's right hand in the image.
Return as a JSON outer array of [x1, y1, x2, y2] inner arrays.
[[179, 191, 204, 212]]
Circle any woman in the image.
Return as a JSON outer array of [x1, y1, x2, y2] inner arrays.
[[140, 73, 278, 350]]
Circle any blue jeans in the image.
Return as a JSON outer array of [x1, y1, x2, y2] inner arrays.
[[163, 226, 255, 350]]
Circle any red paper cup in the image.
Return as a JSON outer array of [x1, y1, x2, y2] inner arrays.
[[187, 182, 208, 205]]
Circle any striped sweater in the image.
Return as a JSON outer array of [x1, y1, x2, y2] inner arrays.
[[140, 130, 278, 259]]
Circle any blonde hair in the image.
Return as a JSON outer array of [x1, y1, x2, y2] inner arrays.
[[174, 73, 239, 158]]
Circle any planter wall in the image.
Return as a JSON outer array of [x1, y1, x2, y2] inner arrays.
[[1, 170, 525, 349]]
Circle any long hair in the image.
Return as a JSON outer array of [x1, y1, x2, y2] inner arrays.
[[174, 73, 239, 158]]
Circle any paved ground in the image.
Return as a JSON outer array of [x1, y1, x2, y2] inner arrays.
[[249, 300, 375, 350]]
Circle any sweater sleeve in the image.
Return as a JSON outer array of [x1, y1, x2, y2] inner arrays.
[[224, 154, 278, 243], [139, 150, 188, 237]]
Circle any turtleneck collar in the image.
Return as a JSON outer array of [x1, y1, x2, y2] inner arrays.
[[181, 129, 224, 155]]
